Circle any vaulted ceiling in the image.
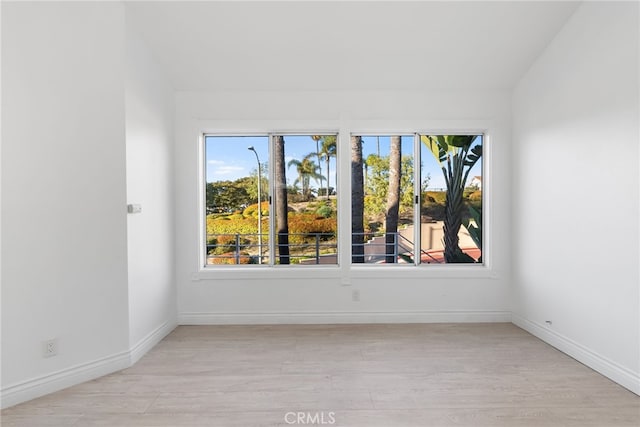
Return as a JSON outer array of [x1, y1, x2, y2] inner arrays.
[[125, 1, 581, 91]]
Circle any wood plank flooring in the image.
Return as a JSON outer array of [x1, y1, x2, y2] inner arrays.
[[2, 323, 639, 426]]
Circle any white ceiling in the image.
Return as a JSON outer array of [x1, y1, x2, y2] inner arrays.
[[125, 1, 581, 91]]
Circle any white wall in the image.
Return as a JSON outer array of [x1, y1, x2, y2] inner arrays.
[[512, 2, 640, 394], [1, 2, 130, 406], [6, 0, 636, 411], [175, 90, 512, 324], [125, 23, 177, 360]]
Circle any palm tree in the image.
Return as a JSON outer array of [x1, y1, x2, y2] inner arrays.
[[274, 135, 290, 264], [311, 135, 324, 195], [351, 136, 365, 263], [385, 136, 401, 263], [319, 136, 337, 200], [421, 135, 482, 263], [287, 157, 323, 201]]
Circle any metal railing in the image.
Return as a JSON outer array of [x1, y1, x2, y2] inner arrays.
[[351, 232, 443, 264], [206, 233, 337, 265], [206, 231, 446, 265], [351, 231, 412, 264], [351, 231, 397, 264], [397, 234, 443, 264]]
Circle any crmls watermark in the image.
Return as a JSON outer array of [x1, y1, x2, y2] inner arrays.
[[284, 411, 336, 425]]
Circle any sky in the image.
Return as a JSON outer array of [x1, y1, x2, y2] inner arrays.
[[205, 135, 482, 191]]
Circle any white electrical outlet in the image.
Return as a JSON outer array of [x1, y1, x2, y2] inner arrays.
[[43, 339, 58, 358], [352, 290, 360, 302]]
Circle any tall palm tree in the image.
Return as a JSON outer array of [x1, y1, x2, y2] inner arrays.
[[319, 136, 337, 200], [385, 136, 401, 263], [351, 136, 365, 263], [274, 135, 290, 264], [287, 157, 323, 201], [311, 135, 324, 195], [421, 135, 482, 263]]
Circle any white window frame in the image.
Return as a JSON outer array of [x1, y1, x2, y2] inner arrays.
[[196, 126, 494, 280], [348, 132, 486, 267], [201, 132, 340, 268]]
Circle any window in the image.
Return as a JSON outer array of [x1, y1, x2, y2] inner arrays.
[[420, 134, 483, 264], [351, 134, 483, 265], [203, 131, 483, 268], [204, 134, 338, 266], [350, 135, 416, 264]]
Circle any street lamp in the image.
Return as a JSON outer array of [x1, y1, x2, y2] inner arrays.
[[248, 146, 262, 264]]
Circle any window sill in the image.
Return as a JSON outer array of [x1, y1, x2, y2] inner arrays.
[[193, 264, 498, 281]]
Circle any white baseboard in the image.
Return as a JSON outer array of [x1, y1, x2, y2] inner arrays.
[[129, 321, 177, 365], [512, 314, 640, 396], [0, 351, 131, 410], [179, 310, 512, 325], [1, 320, 177, 410]]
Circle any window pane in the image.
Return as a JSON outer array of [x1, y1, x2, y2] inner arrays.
[[273, 134, 338, 265], [419, 134, 483, 264], [204, 135, 270, 265], [351, 135, 415, 264]]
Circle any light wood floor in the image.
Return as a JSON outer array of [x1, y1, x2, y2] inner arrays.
[[2, 323, 639, 426]]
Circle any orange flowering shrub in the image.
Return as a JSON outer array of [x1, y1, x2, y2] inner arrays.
[[288, 213, 335, 234], [208, 253, 254, 265]]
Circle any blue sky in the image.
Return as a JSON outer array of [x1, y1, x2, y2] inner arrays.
[[205, 135, 269, 182], [205, 135, 482, 191]]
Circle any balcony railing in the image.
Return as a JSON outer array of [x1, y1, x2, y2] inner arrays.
[[206, 233, 337, 265], [350, 232, 442, 264], [205, 230, 481, 265], [206, 231, 446, 265]]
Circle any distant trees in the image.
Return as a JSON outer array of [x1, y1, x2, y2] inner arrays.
[[311, 135, 324, 191], [318, 136, 337, 199], [206, 179, 251, 213], [311, 135, 337, 199], [287, 157, 323, 201], [247, 164, 268, 203], [205, 171, 269, 214], [364, 154, 417, 219]]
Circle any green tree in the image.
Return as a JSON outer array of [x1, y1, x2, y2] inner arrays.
[[206, 180, 250, 213], [364, 154, 388, 218], [364, 154, 417, 219], [421, 135, 482, 263], [245, 165, 268, 203], [287, 157, 323, 201], [318, 135, 337, 199], [401, 157, 425, 213], [311, 135, 323, 190]]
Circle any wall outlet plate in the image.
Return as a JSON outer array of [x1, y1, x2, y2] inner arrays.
[[43, 339, 58, 358]]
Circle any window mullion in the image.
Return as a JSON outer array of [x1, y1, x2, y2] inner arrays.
[[268, 134, 276, 266], [413, 133, 421, 266]]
